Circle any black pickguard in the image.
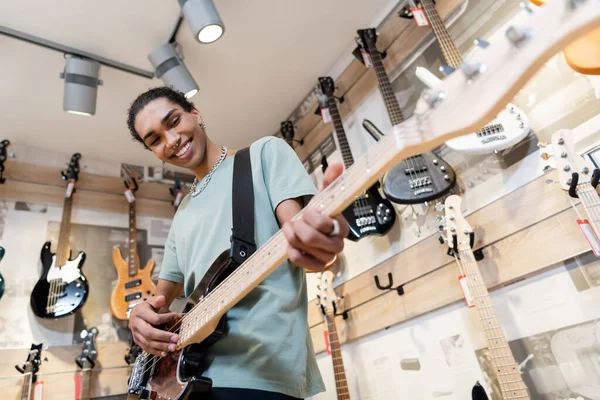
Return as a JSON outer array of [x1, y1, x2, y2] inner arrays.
[[382, 152, 456, 204], [472, 381, 489, 400], [30, 241, 89, 319], [342, 183, 396, 241]]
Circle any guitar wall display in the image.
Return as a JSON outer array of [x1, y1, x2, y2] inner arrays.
[[355, 28, 457, 204], [444, 195, 530, 400], [123, 2, 600, 399], [317, 76, 396, 240], [15, 343, 45, 400], [75, 328, 99, 400], [399, 0, 531, 156], [110, 177, 157, 320], [30, 153, 89, 319], [316, 270, 350, 400]]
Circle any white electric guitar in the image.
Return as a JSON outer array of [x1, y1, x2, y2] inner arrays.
[[408, 0, 531, 155]]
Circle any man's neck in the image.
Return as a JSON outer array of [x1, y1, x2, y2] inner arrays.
[[189, 140, 235, 180]]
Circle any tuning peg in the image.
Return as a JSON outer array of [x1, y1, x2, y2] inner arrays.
[[473, 38, 490, 48], [460, 61, 485, 81], [439, 64, 456, 77], [420, 89, 445, 108], [505, 26, 533, 48]]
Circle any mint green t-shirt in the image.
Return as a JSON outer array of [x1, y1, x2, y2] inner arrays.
[[159, 137, 325, 398]]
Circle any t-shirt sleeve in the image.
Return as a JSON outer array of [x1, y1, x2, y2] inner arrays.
[[158, 226, 184, 283], [261, 137, 317, 210]]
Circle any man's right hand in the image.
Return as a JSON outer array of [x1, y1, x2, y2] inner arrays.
[[129, 295, 180, 357]]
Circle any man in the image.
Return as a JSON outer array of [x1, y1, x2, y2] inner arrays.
[[126, 87, 349, 400]]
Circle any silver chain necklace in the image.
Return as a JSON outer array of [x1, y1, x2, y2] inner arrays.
[[189, 145, 228, 197]]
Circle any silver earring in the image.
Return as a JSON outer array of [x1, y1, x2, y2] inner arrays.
[[200, 120, 207, 130]]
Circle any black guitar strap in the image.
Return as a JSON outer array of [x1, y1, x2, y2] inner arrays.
[[229, 147, 257, 266]]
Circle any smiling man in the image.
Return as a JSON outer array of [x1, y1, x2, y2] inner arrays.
[[125, 87, 349, 400]]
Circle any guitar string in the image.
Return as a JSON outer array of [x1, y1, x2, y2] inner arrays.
[[578, 186, 600, 234], [132, 127, 410, 379], [458, 246, 528, 395]]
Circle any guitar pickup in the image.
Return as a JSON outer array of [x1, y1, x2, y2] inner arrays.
[[476, 123, 504, 137], [404, 166, 428, 175], [125, 279, 142, 289], [409, 176, 432, 189], [125, 292, 143, 302]]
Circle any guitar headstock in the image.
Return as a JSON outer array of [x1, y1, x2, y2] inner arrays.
[[444, 195, 472, 248], [61, 153, 82, 182], [318, 77, 336, 98], [0, 139, 10, 160], [124, 175, 140, 193], [398, 0, 434, 19], [356, 28, 378, 49], [15, 343, 44, 382], [76, 327, 99, 370], [280, 121, 295, 142], [316, 270, 339, 316], [551, 129, 596, 191]]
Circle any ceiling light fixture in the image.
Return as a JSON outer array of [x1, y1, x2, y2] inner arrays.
[[60, 57, 103, 116], [178, 0, 225, 44], [149, 43, 199, 98]]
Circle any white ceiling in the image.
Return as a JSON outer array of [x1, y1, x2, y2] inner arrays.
[[0, 0, 397, 166]]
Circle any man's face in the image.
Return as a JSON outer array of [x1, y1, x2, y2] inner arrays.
[[134, 98, 207, 169]]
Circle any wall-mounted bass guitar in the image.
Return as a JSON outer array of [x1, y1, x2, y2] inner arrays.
[[316, 270, 350, 400], [124, 3, 600, 398], [110, 177, 156, 320], [355, 28, 456, 204], [400, 0, 530, 155], [316, 76, 395, 240], [15, 343, 45, 400], [30, 153, 89, 318], [444, 195, 530, 399], [75, 327, 99, 400]]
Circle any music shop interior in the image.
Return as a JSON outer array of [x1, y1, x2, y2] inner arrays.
[[0, 0, 599, 399]]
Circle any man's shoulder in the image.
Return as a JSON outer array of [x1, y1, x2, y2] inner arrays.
[[249, 136, 286, 158]]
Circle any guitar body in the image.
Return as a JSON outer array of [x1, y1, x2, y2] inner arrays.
[[0, 246, 5, 300], [30, 241, 88, 318], [341, 182, 396, 241], [382, 151, 456, 204], [128, 250, 233, 400], [564, 26, 600, 75], [444, 104, 530, 155], [110, 247, 157, 320]]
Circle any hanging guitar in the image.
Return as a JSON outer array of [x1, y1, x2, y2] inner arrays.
[[316, 270, 350, 400], [444, 195, 530, 399], [75, 327, 99, 400], [124, 3, 600, 399], [0, 139, 10, 184], [398, 0, 531, 155], [355, 28, 456, 204], [15, 343, 45, 400], [317, 76, 396, 240], [0, 246, 5, 301], [30, 153, 89, 318], [110, 176, 156, 320]]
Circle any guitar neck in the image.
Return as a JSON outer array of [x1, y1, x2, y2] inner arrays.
[[420, 0, 464, 69], [324, 313, 350, 400], [56, 194, 74, 267], [128, 201, 139, 277], [456, 246, 529, 399], [327, 96, 355, 168], [366, 40, 405, 126], [20, 373, 32, 400], [79, 368, 93, 400], [575, 183, 600, 235]]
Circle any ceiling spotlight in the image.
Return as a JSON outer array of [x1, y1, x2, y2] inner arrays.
[[149, 43, 199, 98], [178, 0, 225, 44], [60, 57, 102, 116]]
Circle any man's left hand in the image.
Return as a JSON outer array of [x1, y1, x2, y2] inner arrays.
[[282, 162, 349, 272]]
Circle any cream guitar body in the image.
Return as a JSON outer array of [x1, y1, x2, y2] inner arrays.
[[110, 247, 156, 320]]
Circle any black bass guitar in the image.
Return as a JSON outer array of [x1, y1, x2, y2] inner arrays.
[[30, 153, 89, 318], [317, 76, 395, 240], [355, 28, 456, 204]]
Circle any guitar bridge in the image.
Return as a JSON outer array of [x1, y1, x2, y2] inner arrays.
[[409, 176, 432, 189], [404, 166, 428, 175], [476, 123, 504, 137], [481, 134, 507, 144]]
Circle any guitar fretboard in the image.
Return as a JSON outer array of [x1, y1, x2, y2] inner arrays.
[[326, 96, 355, 168], [79, 368, 93, 400], [20, 373, 32, 400], [575, 183, 600, 237], [324, 312, 350, 400], [55, 194, 74, 267], [456, 246, 529, 399], [128, 201, 139, 277], [420, 0, 464, 69]]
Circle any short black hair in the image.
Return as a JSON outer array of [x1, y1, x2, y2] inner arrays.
[[126, 86, 195, 145]]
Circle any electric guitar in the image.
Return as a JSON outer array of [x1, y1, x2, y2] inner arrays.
[[355, 28, 457, 204], [75, 328, 99, 400], [15, 343, 45, 400], [317, 76, 396, 240], [125, 3, 600, 399], [316, 270, 350, 400], [0, 246, 5, 300], [400, 0, 531, 155], [445, 195, 530, 399], [30, 153, 89, 318], [110, 176, 156, 320], [551, 129, 600, 246]]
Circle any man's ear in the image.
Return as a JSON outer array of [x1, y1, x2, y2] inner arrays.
[[191, 107, 202, 120]]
